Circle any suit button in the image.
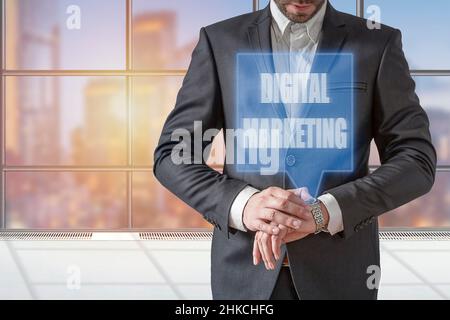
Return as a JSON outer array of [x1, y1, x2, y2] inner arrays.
[[286, 154, 296, 167]]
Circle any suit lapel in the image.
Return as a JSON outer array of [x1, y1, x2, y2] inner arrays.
[[311, 3, 349, 74], [247, 7, 287, 119], [247, 6, 275, 73], [300, 3, 348, 120]]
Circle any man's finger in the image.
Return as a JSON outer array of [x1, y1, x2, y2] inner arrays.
[[271, 235, 281, 260], [253, 220, 280, 235], [260, 233, 275, 270], [271, 211, 303, 229], [257, 233, 269, 269], [265, 195, 309, 220], [272, 224, 289, 260], [260, 209, 302, 229], [257, 235, 269, 269], [253, 233, 261, 265], [267, 187, 307, 207]]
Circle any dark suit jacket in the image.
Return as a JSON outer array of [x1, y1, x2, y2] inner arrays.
[[154, 2, 436, 299]]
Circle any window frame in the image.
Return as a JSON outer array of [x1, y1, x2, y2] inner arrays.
[[1, 0, 448, 230]]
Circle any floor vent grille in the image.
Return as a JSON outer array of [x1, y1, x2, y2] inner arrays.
[[1, 231, 449, 241], [379, 230, 450, 241], [0, 232, 92, 240], [139, 231, 213, 241]]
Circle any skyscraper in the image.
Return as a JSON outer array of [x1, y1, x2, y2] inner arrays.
[[132, 11, 176, 70], [5, 0, 61, 165]]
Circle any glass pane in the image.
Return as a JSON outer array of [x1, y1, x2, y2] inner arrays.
[[132, 0, 253, 69], [132, 76, 225, 167], [132, 172, 212, 229], [5, 172, 127, 229], [132, 76, 182, 166], [415, 76, 450, 165], [365, 0, 450, 69], [379, 172, 450, 228], [258, 0, 357, 15], [5, 76, 128, 166], [370, 76, 449, 166], [5, 0, 126, 70]]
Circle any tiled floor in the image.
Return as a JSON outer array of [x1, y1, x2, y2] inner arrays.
[[1, 234, 450, 300]]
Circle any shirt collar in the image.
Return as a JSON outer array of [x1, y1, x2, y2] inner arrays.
[[270, 0, 327, 44]]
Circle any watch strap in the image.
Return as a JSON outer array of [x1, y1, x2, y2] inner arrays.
[[310, 200, 328, 234]]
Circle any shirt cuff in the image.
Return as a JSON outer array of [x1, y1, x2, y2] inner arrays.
[[318, 193, 344, 235], [229, 186, 260, 232]]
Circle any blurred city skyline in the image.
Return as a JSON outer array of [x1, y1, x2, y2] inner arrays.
[[2, 0, 449, 229]]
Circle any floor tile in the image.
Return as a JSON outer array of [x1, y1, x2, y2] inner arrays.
[[379, 251, 423, 284], [33, 284, 178, 300], [177, 285, 212, 300], [0, 242, 33, 299], [17, 250, 166, 284], [151, 250, 211, 284], [393, 251, 450, 283], [379, 285, 444, 300]]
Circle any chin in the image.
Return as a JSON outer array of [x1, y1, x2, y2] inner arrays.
[[286, 12, 312, 23], [285, 6, 317, 22]]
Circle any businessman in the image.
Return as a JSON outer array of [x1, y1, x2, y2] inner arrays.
[[154, 0, 436, 299]]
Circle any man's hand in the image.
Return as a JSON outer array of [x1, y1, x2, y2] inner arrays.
[[252, 188, 330, 270], [242, 186, 310, 235], [253, 223, 309, 270]]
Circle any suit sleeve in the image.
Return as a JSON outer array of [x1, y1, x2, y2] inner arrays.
[[325, 29, 437, 239], [153, 27, 250, 238]]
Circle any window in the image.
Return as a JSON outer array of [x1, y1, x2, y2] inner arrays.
[[365, 0, 450, 228], [364, 0, 450, 70], [1, 0, 248, 230], [1, 0, 448, 230], [376, 75, 450, 228], [5, 0, 127, 70], [132, 0, 253, 70], [380, 173, 450, 228], [414, 77, 450, 166]]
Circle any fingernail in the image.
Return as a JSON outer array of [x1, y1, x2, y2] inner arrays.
[[272, 227, 279, 234], [293, 220, 301, 228], [253, 257, 256, 265]]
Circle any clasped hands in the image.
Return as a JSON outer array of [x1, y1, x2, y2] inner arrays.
[[242, 186, 329, 270]]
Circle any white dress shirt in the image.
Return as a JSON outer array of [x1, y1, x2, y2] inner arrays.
[[228, 0, 344, 235]]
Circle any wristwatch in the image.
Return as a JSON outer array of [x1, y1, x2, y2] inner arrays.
[[308, 198, 329, 234]]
